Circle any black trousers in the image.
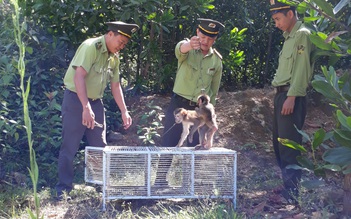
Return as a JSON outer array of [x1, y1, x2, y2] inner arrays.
[[273, 91, 306, 192], [161, 93, 199, 147], [56, 90, 106, 193], [155, 94, 199, 182]]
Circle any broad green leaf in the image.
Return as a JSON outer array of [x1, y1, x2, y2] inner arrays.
[[278, 138, 307, 152], [301, 179, 325, 189], [323, 164, 342, 171], [333, 130, 351, 148], [297, 1, 308, 14], [310, 34, 333, 50], [329, 54, 341, 66], [336, 110, 351, 131], [286, 164, 308, 171], [295, 125, 311, 142], [312, 128, 326, 150], [317, 32, 328, 40], [297, 156, 315, 170], [313, 0, 335, 17], [323, 147, 351, 165], [303, 17, 322, 22], [312, 80, 343, 101]]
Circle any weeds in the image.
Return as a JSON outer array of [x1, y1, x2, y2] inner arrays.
[[137, 100, 164, 145]]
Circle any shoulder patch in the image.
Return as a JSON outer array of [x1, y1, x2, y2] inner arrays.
[[95, 41, 102, 50], [213, 49, 222, 59]]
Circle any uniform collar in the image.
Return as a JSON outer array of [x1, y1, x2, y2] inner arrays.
[[100, 35, 108, 54], [198, 47, 214, 57], [283, 21, 302, 39]]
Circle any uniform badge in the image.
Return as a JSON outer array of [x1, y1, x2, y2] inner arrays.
[[208, 23, 216, 28], [297, 45, 305, 54], [95, 42, 102, 50], [131, 27, 137, 33]]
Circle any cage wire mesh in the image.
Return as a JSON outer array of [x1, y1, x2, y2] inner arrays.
[[85, 146, 237, 210]]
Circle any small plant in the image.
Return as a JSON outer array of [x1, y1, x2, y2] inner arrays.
[[137, 100, 164, 145], [10, 0, 42, 218]]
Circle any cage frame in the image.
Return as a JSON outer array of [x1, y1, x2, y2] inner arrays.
[[85, 146, 237, 211]]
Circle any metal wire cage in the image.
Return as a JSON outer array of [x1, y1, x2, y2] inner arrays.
[[85, 146, 237, 210]]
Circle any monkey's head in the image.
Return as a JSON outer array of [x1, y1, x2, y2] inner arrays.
[[197, 94, 210, 106], [173, 108, 187, 123]]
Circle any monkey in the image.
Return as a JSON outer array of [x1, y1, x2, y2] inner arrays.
[[173, 108, 205, 147], [191, 94, 218, 150], [173, 94, 218, 149]]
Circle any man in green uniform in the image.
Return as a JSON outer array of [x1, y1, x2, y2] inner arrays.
[[56, 21, 139, 200], [155, 18, 224, 185], [270, 0, 314, 204]]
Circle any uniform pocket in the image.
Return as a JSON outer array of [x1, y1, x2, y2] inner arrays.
[[278, 49, 294, 74]]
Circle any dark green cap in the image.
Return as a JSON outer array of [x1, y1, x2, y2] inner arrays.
[[106, 21, 139, 38], [270, 0, 294, 14], [197, 18, 225, 38]]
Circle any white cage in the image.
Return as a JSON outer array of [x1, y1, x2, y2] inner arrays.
[[85, 146, 237, 210]]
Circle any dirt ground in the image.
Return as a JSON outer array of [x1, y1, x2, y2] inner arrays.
[[25, 87, 344, 219], [114, 87, 344, 218]]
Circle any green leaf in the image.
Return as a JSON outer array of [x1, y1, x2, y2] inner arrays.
[[323, 147, 351, 166], [323, 164, 342, 171], [336, 110, 351, 131], [333, 130, 351, 148], [303, 16, 322, 22], [314, 167, 326, 177], [26, 46, 33, 54], [297, 156, 314, 170], [295, 125, 311, 142], [312, 128, 325, 150], [301, 179, 325, 189], [313, 0, 335, 18], [297, 1, 308, 14], [278, 138, 307, 152], [310, 34, 333, 50], [286, 164, 305, 170], [312, 80, 344, 102]]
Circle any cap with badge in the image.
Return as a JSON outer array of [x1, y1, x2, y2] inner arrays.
[[197, 18, 225, 38], [270, 0, 295, 14], [106, 21, 139, 39]]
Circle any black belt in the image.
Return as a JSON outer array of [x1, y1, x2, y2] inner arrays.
[[275, 85, 290, 93], [88, 98, 101, 102], [173, 94, 197, 106], [66, 89, 101, 102]]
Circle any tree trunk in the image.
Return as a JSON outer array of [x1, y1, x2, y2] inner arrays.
[[343, 170, 351, 216]]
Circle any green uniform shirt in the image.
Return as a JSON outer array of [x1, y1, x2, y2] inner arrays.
[[63, 35, 120, 99], [272, 21, 314, 97], [173, 39, 223, 105]]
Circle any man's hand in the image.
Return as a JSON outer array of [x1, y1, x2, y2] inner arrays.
[[121, 111, 132, 129], [82, 105, 95, 129], [281, 96, 296, 115], [190, 36, 201, 50]]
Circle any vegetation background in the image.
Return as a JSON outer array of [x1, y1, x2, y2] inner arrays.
[[1, 0, 351, 218]]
